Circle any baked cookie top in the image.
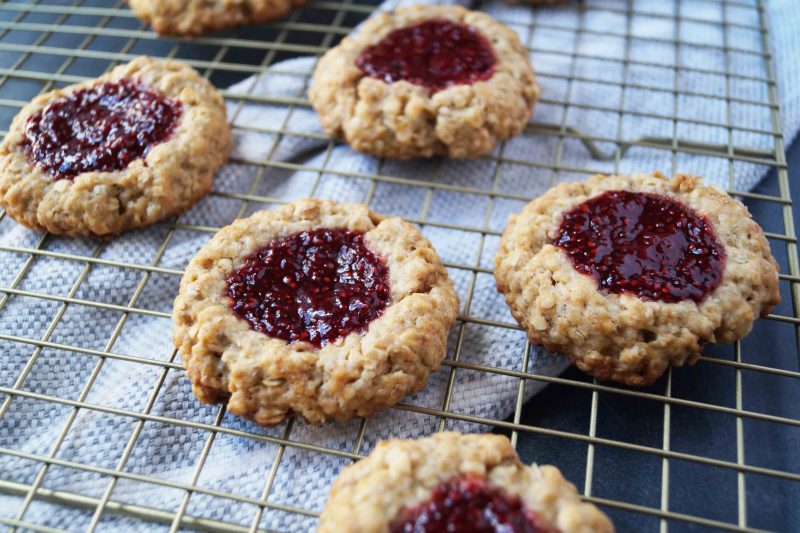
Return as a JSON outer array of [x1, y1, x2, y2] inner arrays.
[[0, 56, 230, 237], [495, 172, 780, 386], [309, 5, 540, 159], [173, 198, 460, 425], [127, 0, 305, 36], [318, 432, 614, 533]]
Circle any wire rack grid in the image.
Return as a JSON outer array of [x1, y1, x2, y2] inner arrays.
[[0, 0, 797, 531]]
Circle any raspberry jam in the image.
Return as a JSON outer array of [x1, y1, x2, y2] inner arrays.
[[390, 475, 555, 533], [553, 190, 725, 303], [23, 79, 182, 180], [226, 229, 391, 348], [355, 19, 496, 93]]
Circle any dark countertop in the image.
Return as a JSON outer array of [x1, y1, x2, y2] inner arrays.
[[509, 139, 800, 532]]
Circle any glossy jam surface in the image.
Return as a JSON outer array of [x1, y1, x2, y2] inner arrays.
[[226, 229, 391, 348], [23, 79, 182, 180], [390, 475, 554, 533], [355, 18, 496, 92], [553, 190, 725, 303]]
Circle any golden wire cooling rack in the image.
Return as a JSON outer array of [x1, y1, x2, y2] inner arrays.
[[0, 0, 798, 531]]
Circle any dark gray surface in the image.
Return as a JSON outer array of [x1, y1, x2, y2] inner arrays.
[[505, 141, 800, 533]]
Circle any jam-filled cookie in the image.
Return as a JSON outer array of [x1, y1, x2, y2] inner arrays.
[[128, 0, 305, 36], [495, 172, 780, 386], [0, 56, 230, 237], [173, 198, 459, 425], [309, 5, 539, 159], [318, 432, 614, 533]]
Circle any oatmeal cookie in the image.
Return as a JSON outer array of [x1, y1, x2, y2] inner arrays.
[[309, 5, 539, 159], [173, 198, 459, 425], [318, 432, 614, 533], [127, 0, 304, 36], [495, 172, 780, 386], [0, 56, 231, 238]]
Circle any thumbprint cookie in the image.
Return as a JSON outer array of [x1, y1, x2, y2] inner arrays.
[[495, 172, 780, 386], [128, 0, 305, 36], [309, 5, 540, 159], [0, 56, 231, 237], [173, 198, 459, 425], [318, 432, 614, 533]]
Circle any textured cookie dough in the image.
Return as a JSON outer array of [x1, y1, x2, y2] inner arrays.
[[318, 432, 614, 533], [127, 0, 304, 36], [495, 172, 781, 386], [173, 198, 460, 425], [0, 56, 231, 238], [309, 5, 540, 159]]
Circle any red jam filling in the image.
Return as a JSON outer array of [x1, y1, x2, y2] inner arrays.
[[390, 475, 556, 533], [553, 190, 725, 303], [23, 79, 182, 180], [226, 228, 391, 348], [355, 18, 496, 93]]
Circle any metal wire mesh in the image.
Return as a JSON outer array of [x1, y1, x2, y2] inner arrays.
[[0, 0, 797, 531]]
